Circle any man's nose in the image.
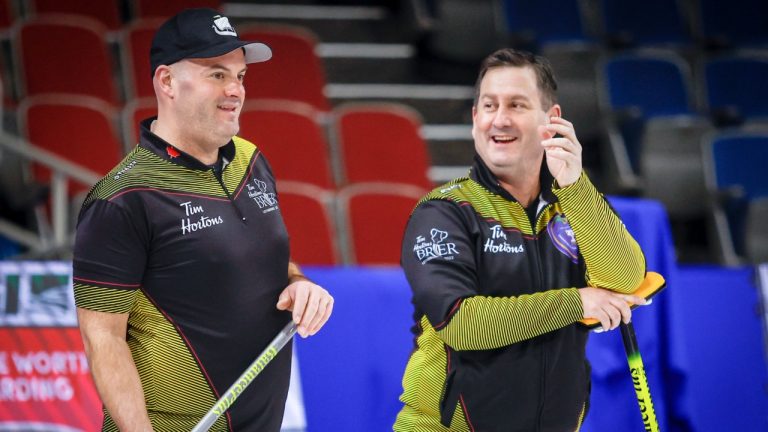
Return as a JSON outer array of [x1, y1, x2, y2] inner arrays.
[[225, 79, 244, 98], [492, 107, 512, 128]]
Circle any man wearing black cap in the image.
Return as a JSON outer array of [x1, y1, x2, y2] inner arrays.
[[72, 8, 333, 431]]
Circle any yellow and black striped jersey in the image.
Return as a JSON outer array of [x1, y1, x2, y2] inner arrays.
[[395, 156, 645, 431], [73, 118, 293, 431]]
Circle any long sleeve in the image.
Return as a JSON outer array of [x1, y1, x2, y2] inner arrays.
[[402, 199, 584, 351], [553, 173, 646, 292], [435, 291, 583, 351]]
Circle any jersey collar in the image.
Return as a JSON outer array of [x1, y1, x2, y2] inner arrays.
[[138, 117, 236, 171], [469, 154, 557, 204]]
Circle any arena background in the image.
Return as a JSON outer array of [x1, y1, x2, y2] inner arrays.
[[0, 1, 767, 431]]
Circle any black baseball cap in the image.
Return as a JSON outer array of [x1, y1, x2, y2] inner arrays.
[[150, 8, 272, 76]]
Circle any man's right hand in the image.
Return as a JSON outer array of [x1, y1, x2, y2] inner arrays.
[[578, 288, 647, 331]]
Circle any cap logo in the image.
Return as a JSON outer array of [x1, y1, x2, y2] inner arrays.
[[212, 15, 237, 36]]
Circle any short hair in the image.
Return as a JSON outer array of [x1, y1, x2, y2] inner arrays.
[[473, 48, 558, 109]]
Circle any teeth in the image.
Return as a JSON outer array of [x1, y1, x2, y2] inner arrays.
[[493, 136, 515, 142]]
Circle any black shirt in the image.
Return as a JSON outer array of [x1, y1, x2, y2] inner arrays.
[[394, 155, 646, 431], [73, 118, 292, 431]]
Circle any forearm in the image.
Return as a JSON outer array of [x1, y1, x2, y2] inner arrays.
[[77, 306, 152, 432], [554, 173, 645, 292], [436, 288, 583, 351], [85, 334, 152, 431]]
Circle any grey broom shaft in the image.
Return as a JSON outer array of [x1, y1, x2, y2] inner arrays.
[[192, 321, 298, 432]]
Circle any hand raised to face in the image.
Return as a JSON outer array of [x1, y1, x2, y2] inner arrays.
[[538, 116, 582, 188]]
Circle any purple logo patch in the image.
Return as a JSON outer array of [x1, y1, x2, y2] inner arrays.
[[547, 214, 578, 263]]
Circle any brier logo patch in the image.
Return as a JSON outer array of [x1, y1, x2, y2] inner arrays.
[[246, 179, 278, 214], [547, 214, 579, 263], [413, 228, 459, 264]]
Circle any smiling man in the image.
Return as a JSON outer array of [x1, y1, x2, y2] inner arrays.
[[73, 9, 333, 432], [394, 49, 647, 431]]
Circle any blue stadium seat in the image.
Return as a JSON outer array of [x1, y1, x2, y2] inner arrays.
[[704, 55, 768, 125], [704, 133, 768, 261], [600, 0, 692, 47], [602, 52, 694, 117], [600, 51, 695, 173], [707, 134, 768, 201], [699, 0, 768, 48], [503, 0, 589, 45]]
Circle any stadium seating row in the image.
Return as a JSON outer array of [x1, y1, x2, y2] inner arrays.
[[6, 0, 763, 53], [280, 180, 426, 266], [16, 94, 433, 266], [20, 95, 433, 193], [501, 0, 768, 50], [17, 90, 768, 265], [0, 0, 221, 32], [2, 1, 766, 265], [5, 14, 328, 112]]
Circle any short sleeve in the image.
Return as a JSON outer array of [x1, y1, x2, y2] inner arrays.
[[73, 199, 149, 313]]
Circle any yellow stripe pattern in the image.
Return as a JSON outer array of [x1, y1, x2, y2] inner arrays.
[[73, 283, 137, 313], [397, 172, 645, 430], [437, 290, 584, 351], [76, 136, 262, 431], [417, 177, 535, 235], [552, 173, 645, 292], [101, 291, 226, 431], [83, 136, 258, 205], [394, 316, 470, 432]]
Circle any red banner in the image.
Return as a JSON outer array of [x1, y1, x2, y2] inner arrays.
[[0, 328, 101, 431], [0, 261, 304, 430]]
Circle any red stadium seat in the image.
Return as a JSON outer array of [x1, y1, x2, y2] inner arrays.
[[132, 0, 221, 19], [239, 100, 334, 189], [120, 18, 164, 99], [122, 22, 328, 112], [122, 97, 158, 152], [13, 15, 119, 105], [239, 25, 330, 111], [278, 181, 338, 265], [338, 182, 427, 265], [27, 0, 122, 31], [334, 103, 433, 189], [19, 94, 122, 194]]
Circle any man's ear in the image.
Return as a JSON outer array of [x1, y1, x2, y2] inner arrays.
[[547, 104, 562, 119], [153, 65, 174, 98]]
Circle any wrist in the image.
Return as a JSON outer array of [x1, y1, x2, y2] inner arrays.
[[287, 261, 309, 285], [289, 273, 310, 284], [553, 172, 582, 189]]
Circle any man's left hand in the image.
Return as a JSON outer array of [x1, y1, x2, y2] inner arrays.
[[539, 116, 582, 187], [277, 280, 334, 338]]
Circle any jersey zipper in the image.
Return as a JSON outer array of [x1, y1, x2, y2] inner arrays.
[[211, 169, 248, 224], [532, 202, 549, 431]]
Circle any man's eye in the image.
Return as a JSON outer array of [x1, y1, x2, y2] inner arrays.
[[213, 72, 224, 79]]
